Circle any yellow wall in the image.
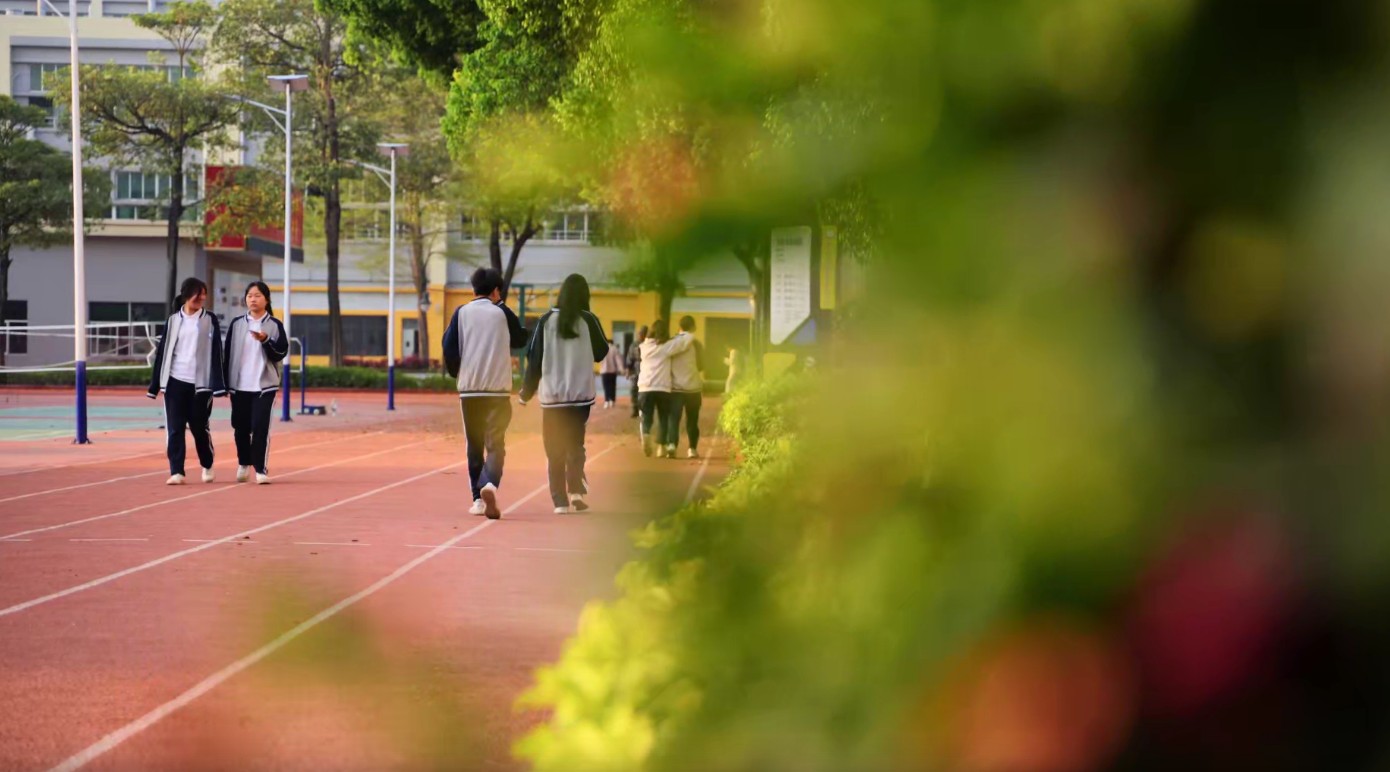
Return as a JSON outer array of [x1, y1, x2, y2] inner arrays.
[[286, 287, 750, 367]]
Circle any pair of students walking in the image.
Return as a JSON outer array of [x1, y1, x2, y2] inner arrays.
[[147, 277, 288, 485], [445, 269, 609, 517], [636, 316, 704, 459]]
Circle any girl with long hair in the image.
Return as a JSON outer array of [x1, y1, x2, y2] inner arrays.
[[222, 281, 289, 484], [519, 273, 610, 513], [146, 277, 226, 485]]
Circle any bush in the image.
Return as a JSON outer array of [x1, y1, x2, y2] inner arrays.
[[0, 366, 460, 392], [1, 367, 152, 387]]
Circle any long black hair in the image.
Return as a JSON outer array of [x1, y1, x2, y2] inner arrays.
[[174, 277, 208, 310], [649, 318, 670, 344], [556, 273, 591, 340], [245, 280, 274, 315]]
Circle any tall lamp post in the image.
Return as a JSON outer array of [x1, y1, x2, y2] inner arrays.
[[37, 0, 90, 443], [231, 74, 307, 421], [351, 142, 409, 410]]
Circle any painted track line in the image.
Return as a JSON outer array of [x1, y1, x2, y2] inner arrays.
[[48, 440, 621, 772], [0, 456, 465, 620], [0, 431, 386, 505], [0, 439, 427, 542], [293, 542, 369, 547], [69, 538, 149, 543]]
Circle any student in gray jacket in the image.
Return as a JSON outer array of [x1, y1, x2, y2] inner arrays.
[[222, 281, 289, 484], [146, 277, 227, 485], [443, 268, 530, 519], [519, 274, 609, 514]]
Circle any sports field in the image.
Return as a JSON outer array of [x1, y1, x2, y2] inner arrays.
[[0, 388, 724, 769]]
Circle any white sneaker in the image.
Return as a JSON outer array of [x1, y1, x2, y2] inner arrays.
[[554, 505, 571, 514], [166, 474, 186, 486], [256, 473, 271, 485], [687, 448, 699, 459], [201, 468, 215, 483], [642, 430, 655, 457], [480, 482, 501, 520], [666, 445, 677, 458], [569, 493, 589, 513], [469, 499, 488, 516], [236, 465, 251, 483]]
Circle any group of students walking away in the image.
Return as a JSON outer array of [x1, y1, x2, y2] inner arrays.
[[147, 277, 288, 486], [149, 267, 706, 521]]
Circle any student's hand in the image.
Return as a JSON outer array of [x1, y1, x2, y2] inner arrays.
[[250, 331, 268, 342]]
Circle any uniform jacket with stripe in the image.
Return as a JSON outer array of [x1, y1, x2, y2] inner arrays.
[[222, 313, 290, 393], [146, 308, 226, 398], [519, 308, 609, 407], [442, 297, 530, 397]]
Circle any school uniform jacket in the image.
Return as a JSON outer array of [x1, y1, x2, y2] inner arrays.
[[442, 297, 530, 397], [146, 308, 227, 398], [519, 308, 609, 407], [222, 313, 290, 393], [636, 335, 695, 393], [670, 332, 704, 393]]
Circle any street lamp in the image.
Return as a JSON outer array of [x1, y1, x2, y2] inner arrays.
[[37, 0, 90, 443], [352, 142, 409, 410], [232, 74, 307, 422]]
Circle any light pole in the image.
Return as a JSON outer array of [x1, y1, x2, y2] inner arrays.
[[352, 142, 408, 410], [232, 75, 307, 422], [38, 0, 89, 443]]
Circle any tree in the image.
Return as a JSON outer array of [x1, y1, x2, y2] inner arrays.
[[331, 0, 589, 301], [366, 74, 453, 364], [54, 0, 238, 317], [0, 97, 111, 365], [212, 0, 387, 366]]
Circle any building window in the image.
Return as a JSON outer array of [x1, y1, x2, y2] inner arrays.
[[27, 63, 64, 93], [2, 300, 28, 356], [89, 301, 166, 357], [297, 315, 387, 357], [111, 171, 201, 222]]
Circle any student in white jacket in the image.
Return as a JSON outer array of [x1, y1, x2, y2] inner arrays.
[[670, 315, 705, 458], [636, 319, 695, 458], [518, 274, 609, 513], [222, 280, 289, 484], [443, 268, 530, 519]]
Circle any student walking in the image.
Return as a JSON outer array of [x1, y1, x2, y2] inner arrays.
[[636, 319, 695, 458], [223, 281, 289, 484], [599, 337, 624, 409], [670, 315, 705, 458], [518, 274, 609, 514], [443, 268, 529, 519], [626, 325, 647, 417], [146, 277, 226, 485]]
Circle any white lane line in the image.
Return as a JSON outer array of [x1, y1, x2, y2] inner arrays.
[[182, 539, 257, 544], [0, 458, 467, 621], [514, 547, 590, 554], [682, 446, 715, 504], [69, 538, 149, 543], [0, 439, 427, 542], [294, 542, 370, 547], [3, 430, 70, 442], [0, 431, 386, 505], [0, 538, 33, 542], [403, 544, 485, 551], [45, 442, 620, 772]]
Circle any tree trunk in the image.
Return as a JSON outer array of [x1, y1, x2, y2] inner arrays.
[[324, 86, 344, 367], [500, 216, 536, 303], [166, 157, 185, 318], [487, 218, 502, 273], [0, 246, 10, 369], [658, 283, 675, 323], [409, 222, 430, 365]]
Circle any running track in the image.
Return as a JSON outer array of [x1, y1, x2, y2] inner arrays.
[[0, 389, 725, 770]]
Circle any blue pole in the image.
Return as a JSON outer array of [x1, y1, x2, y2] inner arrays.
[[299, 337, 306, 413], [74, 360, 90, 444], [281, 356, 292, 422], [387, 364, 395, 411]]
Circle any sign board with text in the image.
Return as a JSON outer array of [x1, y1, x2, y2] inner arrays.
[[770, 226, 813, 345]]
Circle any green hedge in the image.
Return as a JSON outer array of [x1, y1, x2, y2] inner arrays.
[[0, 366, 462, 392]]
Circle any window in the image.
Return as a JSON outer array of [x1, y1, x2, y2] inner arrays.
[[89, 301, 165, 357], [297, 315, 387, 357], [27, 63, 64, 93], [542, 210, 590, 242], [2, 301, 28, 356], [111, 171, 201, 221], [24, 96, 57, 128]]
